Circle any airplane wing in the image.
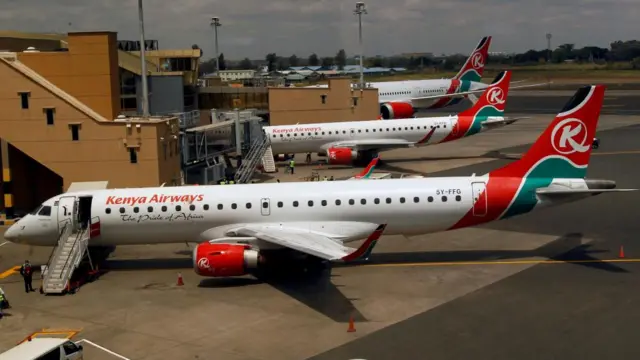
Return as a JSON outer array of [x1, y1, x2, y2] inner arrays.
[[228, 224, 387, 262], [481, 116, 531, 129], [322, 138, 414, 152]]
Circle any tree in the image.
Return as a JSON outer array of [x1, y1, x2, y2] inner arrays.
[[288, 54, 299, 67], [239, 57, 252, 69], [218, 53, 227, 70], [265, 53, 278, 71], [308, 53, 319, 66], [335, 49, 347, 70], [321, 57, 334, 67]]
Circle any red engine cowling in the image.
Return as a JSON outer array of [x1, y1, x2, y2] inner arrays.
[[380, 102, 415, 119], [193, 243, 261, 277], [327, 147, 358, 165]]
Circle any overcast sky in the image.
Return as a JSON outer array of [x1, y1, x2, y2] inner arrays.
[[2, 0, 638, 60]]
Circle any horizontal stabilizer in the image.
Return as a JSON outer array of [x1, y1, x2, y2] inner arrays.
[[537, 188, 638, 195], [482, 116, 530, 128], [511, 82, 553, 90]]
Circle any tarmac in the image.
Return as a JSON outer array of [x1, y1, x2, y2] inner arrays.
[[0, 91, 638, 360]]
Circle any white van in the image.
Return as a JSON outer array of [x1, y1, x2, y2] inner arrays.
[[0, 337, 83, 360]]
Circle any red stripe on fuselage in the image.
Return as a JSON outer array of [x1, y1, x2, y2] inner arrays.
[[448, 176, 523, 230], [437, 115, 474, 143], [416, 126, 437, 145], [428, 79, 460, 109]]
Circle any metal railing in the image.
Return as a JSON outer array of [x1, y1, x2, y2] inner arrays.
[[234, 133, 271, 184]]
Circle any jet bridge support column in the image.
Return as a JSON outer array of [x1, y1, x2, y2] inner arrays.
[[1, 139, 14, 220]]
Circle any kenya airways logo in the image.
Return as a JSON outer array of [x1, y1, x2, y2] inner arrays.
[[551, 118, 590, 155], [471, 52, 484, 69], [486, 87, 505, 106], [197, 257, 211, 270]]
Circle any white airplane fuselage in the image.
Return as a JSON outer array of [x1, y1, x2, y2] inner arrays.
[[263, 114, 489, 155], [5, 175, 572, 248]]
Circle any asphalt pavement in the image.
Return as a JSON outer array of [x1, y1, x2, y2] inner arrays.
[[309, 124, 640, 360]]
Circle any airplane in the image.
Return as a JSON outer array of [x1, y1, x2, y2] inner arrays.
[[307, 36, 548, 119], [4, 84, 634, 280], [265, 70, 525, 166]]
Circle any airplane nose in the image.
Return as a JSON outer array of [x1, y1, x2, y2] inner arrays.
[[4, 223, 19, 242]]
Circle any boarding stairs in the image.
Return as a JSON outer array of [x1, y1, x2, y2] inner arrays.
[[261, 146, 277, 173], [234, 135, 272, 184], [42, 221, 93, 294]]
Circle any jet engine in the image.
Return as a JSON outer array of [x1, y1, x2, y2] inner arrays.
[[327, 147, 358, 165], [193, 242, 261, 277], [380, 102, 415, 119]]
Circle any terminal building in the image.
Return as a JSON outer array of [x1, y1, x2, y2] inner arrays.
[[0, 30, 380, 218]]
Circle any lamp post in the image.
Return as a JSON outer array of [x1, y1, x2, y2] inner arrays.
[[138, 0, 150, 117], [210, 17, 222, 73], [354, 2, 367, 89], [546, 33, 552, 62]]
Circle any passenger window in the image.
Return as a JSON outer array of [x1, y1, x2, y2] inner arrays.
[[428, 196, 434, 202], [321, 200, 327, 206], [455, 195, 462, 201], [441, 196, 447, 202], [133, 207, 139, 213], [38, 206, 52, 216], [203, 204, 210, 210], [277, 201, 283, 208], [105, 208, 111, 214], [414, 197, 419, 203], [360, 199, 366, 205], [308, 200, 314, 207], [231, 203, 237, 209], [119, 207, 125, 214], [176, 205, 182, 211], [374, 198, 380, 204], [386, 198, 392, 204], [293, 201, 299, 207], [335, 199, 341, 206], [190, 204, 196, 211], [349, 199, 355, 205], [162, 206, 168, 212], [147, 206, 153, 212], [246, 203, 252, 209], [217, 204, 223, 210], [400, 197, 406, 203]]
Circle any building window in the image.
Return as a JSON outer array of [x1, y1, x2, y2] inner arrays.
[[44, 108, 55, 125], [19, 92, 30, 109], [70, 124, 80, 141], [129, 148, 138, 163], [321, 94, 327, 104]]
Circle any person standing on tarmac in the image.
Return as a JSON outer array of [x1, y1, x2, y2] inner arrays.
[[20, 260, 35, 293], [289, 158, 295, 175]]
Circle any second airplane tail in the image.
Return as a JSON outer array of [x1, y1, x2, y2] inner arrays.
[[453, 36, 492, 82]]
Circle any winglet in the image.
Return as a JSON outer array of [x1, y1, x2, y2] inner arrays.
[[342, 224, 387, 262], [355, 156, 380, 179]]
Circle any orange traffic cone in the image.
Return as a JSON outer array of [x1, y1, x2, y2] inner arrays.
[[619, 246, 625, 259], [177, 273, 184, 286], [347, 316, 356, 333]]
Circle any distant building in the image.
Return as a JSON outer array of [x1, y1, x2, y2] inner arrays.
[[216, 69, 257, 82]]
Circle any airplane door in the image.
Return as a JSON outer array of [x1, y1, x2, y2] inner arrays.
[[450, 116, 459, 136], [260, 198, 271, 216], [471, 182, 487, 217], [57, 196, 77, 232]]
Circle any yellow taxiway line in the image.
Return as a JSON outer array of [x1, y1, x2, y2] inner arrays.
[[0, 265, 20, 279], [360, 258, 640, 268]]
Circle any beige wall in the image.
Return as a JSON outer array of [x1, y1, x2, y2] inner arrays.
[[0, 59, 182, 211], [16, 32, 121, 120], [268, 78, 379, 126]]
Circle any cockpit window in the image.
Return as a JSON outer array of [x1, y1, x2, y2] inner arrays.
[[29, 205, 43, 215], [38, 206, 52, 217]]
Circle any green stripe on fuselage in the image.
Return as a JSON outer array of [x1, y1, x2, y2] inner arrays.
[[501, 158, 587, 219], [465, 106, 504, 136], [459, 71, 481, 83]]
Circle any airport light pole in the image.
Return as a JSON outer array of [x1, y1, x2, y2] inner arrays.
[[546, 33, 552, 62], [210, 17, 222, 73], [138, 0, 150, 117], [354, 2, 367, 89]]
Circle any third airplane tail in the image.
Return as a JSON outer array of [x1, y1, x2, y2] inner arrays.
[[453, 36, 492, 83]]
